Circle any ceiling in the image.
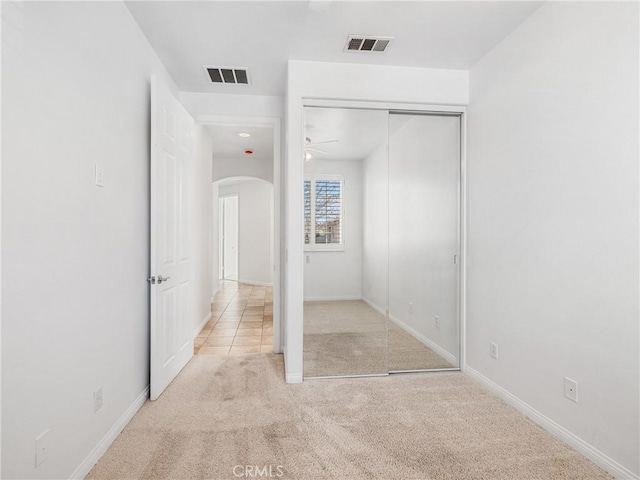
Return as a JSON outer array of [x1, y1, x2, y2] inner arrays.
[[304, 107, 388, 161], [206, 124, 274, 162], [130, 1, 543, 162], [304, 107, 423, 162], [126, 1, 543, 97], [205, 109, 397, 164]]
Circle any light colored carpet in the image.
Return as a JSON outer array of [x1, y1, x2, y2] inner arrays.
[[304, 331, 389, 376], [388, 322, 453, 371], [304, 301, 454, 377], [304, 300, 388, 376], [87, 354, 611, 480]]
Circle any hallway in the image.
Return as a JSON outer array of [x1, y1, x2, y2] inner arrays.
[[195, 281, 273, 355]]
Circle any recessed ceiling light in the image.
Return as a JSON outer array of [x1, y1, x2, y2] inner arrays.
[[238, 132, 251, 138]]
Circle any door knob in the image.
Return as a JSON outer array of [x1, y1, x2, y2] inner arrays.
[[157, 275, 171, 284]]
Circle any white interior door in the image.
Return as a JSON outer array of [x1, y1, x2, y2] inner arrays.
[[222, 196, 238, 280], [150, 75, 195, 400]]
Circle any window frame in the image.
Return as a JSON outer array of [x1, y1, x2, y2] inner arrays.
[[304, 174, 345, 252]]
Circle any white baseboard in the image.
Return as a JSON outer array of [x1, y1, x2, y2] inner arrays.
[[361, 297, 386, 316], [194, 312, 212, 337], [238, 279, 273, 287], [304, 296, 361, 302], [283, 347, 303, 384], [212, 284, 219, 298], [361, 297, 457, 366], [465, 367, 638, 480], [69, 386, 149, 479], [285, 372, 303, 384], [389, 315, 457, 365]]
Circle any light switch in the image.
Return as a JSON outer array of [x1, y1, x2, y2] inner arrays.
[[95, 164, 104, 187]]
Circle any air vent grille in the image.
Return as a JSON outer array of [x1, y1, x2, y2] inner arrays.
[[203, 66, 251, 85], [345, 35, 393, 53], [373, 39, 390, 52]]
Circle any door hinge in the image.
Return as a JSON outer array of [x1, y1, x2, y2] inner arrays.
[[453, 254, 458, 264]]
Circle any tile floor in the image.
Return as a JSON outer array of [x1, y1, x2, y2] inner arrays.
[[195, 280, 273, 355]]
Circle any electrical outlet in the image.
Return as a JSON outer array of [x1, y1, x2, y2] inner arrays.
[[93, 387, 103, 413], [35, 429, 50, 467], [564, 377, 578, 403], [490, 342, 499, 359], [435, 315, 440, 328], [408, 302, 414, 314]]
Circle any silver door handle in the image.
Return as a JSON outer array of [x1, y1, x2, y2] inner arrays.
[[147, 275, 171, 285]]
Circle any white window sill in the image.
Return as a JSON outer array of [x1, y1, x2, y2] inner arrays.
[[304, 246, 345, 252]]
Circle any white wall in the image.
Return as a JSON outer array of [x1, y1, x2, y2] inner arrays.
[[387, 115, 460, 361], [220, 195, 239, 279], [304, 159, 363, 301], [211, 182, 220, 295], [286, 60, 470, 382], [361, 115, 461, 362], [2, 2, 179, 478], [466, 2, 639, 477], [361, 144, 388, 313], [218, 179, 273, 286], [192, 126, 215, 333], [213, 156, 273, 183], [180, 92, 283, 120], [0, 2, 9, 473]]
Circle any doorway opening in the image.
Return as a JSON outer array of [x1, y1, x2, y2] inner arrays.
[[219, 195, 238, 281], [198, 176, 275, 355], [192, 115, 281, 356]]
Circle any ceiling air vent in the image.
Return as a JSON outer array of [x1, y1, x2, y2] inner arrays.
[[345, 35, 393, 53], [203, 66, 251, 85]]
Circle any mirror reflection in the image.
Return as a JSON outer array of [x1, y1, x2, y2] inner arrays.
[[302, 107, 461, 378], [303, 107, 389, 378], [388, 113, 461, 371]]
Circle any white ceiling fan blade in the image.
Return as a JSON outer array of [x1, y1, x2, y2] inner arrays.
[[308, 139, 338, 145], [307, 147, 329, 154]]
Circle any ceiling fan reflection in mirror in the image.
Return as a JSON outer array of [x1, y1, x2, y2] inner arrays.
[[304, 136, 338, 161]]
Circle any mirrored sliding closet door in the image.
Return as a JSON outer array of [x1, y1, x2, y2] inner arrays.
[[302, 107, 389, 378], [302, 107, 461, 378], [388, 112, 461, 372]]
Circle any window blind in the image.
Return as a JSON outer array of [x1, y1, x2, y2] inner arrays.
[[304, 180, 311, 244], [314, 180, 342, 244]]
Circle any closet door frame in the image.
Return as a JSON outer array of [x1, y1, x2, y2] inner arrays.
[[302, 99, 468, 372]]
